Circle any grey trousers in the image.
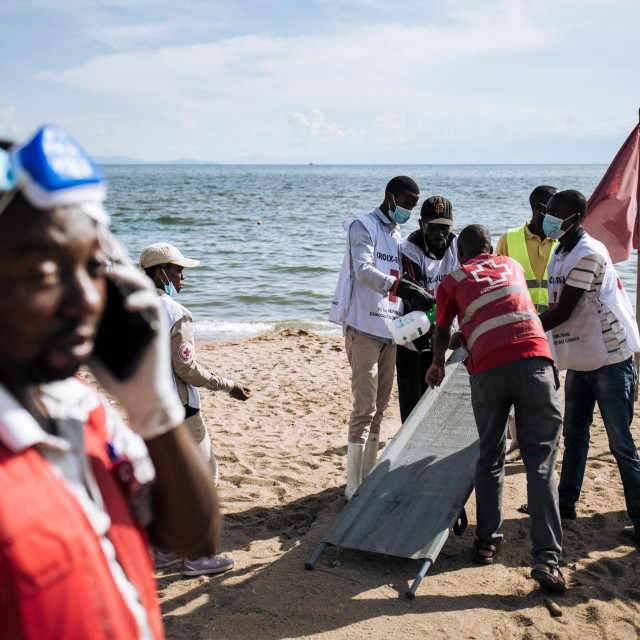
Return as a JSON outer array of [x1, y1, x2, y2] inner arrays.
[[469, 356, 563, 565]]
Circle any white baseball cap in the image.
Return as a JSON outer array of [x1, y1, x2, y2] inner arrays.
[[139, 242, 200, 269]]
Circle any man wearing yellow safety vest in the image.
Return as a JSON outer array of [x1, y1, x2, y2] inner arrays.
[[496, 185, 558, 462]]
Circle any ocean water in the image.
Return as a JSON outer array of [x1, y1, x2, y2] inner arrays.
[[104, 164, 636, 342]]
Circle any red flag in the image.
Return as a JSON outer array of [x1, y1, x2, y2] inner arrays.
[[584, 123, 640, 263]]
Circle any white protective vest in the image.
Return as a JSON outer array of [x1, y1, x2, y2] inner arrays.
[[158, 294, 201, 409], [401, 235, 459, 298], [547, 233, 640, 371], [328, 211, 403, 339]]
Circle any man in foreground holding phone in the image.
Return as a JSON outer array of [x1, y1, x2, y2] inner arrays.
[[0, 126, 220, 639], [141, 241, 251, 575]]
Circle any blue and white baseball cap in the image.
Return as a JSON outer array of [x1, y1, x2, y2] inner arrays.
[[0, 125, 109, 224]]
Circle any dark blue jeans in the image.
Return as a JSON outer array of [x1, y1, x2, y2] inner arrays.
[[559, 356, 640, 523]]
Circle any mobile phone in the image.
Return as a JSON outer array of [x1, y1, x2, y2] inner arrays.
[[93, 279, 157, 380]]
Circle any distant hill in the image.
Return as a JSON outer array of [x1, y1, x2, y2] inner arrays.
[[94, 155, 145, 165], [95, 155, 219, 165], [166, 158, 220, 165]]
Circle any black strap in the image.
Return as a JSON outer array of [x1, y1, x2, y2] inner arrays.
[[184, 404, 200, 419], [453, 507, 468, 536]]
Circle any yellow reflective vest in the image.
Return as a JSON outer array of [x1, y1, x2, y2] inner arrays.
[[506, 225, 556, 314]]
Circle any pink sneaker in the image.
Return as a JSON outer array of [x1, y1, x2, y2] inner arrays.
[[182, 555, 235, 576], [155, 550, 182, 569]]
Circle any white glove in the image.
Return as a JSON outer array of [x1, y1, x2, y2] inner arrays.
[[89, 263, 185, 440]]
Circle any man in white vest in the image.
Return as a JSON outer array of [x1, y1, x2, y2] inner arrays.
[[540, 189, 640, 544], [397, 195, 458, 422], [141, 242, 252, 574], [329, 176, 427, 500]]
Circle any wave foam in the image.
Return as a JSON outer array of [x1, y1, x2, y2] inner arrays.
[[194, 318, 340, 342]]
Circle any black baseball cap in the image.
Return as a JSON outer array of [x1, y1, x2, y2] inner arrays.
[[421, 195, 453, 225]]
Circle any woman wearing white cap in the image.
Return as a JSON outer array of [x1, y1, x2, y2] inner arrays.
[[140, 242, 251, 576]]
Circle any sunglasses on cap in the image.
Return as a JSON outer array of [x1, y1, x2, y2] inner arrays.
[[0, 124, 109, 224]]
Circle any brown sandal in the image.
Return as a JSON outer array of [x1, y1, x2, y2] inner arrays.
[[531, 563, 567, 593]]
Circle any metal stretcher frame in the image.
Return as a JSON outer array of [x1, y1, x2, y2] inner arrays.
[[305, 348, 479, 599]]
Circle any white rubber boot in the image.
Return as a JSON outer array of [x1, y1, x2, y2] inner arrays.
[[344, 442, 365, 501], [362, 433, 379, 477]]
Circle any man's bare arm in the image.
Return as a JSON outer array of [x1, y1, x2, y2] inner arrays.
[[425, 324, 452, 388], [540, 284, 585, 332]]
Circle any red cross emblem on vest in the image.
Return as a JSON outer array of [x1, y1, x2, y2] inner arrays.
[[469, 259, 511, 286]]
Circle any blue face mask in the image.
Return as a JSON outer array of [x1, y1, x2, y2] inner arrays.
[[161, 269, 178, 297], [389, 194, 412, 225], [543, 213, 576, 240]]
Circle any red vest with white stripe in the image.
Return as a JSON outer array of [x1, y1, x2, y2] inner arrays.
[[448, 254, 551, 370], [0, 403, 164, 640]]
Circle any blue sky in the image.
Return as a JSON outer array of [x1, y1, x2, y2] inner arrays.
[[1, 0, 639, 163]]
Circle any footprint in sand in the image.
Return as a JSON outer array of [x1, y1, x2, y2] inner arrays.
[[515, 614, 534, 628], [601, 558, 626, 577], [584, 566, 604, 580], [586, 605, 601, 623]]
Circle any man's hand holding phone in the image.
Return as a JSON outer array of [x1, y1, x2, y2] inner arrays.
[[89, 263, 185, 440]]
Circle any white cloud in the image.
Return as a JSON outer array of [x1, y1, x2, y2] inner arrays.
[[373, 111, 408, 140], [32, 0, 640, 161], [42, 10, 550, 113], [292, 109, 360, 142], [90, 22, 174, 48]]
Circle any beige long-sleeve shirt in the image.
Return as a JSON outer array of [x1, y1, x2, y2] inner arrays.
[[158, 289, 234, 405]]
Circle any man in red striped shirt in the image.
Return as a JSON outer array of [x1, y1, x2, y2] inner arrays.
[[426, 224, 565, 593]]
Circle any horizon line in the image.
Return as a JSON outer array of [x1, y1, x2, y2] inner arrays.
[[98, 161, 609, 167]]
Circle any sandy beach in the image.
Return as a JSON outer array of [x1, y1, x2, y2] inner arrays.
[[143, 329, 640, 639]]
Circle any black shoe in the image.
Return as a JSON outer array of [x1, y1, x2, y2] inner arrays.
[[634, 520, 640, 545], [473, 539, 501, 564], [559, 505, 576, 520]]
